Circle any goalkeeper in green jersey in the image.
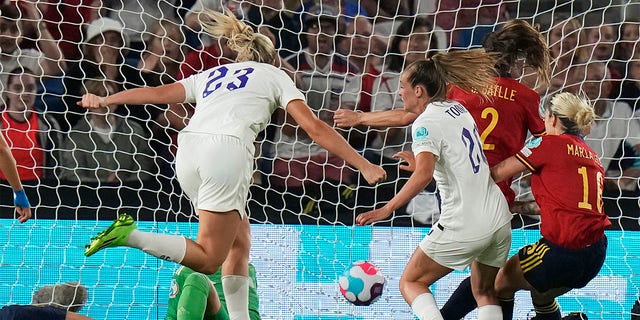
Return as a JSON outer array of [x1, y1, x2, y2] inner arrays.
[[165, 264, 261, 320]]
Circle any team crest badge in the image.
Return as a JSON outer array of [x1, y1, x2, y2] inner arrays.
[[169, 278, 179, 298], [414, 127, 429, 141], [526, 137, 542, 148]]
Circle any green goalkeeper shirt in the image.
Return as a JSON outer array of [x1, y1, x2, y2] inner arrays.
[[165, 264, 261, 320]]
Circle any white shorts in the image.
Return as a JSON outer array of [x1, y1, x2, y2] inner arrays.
[[419, 222, 512, 271], [175, 133, 253, 218]]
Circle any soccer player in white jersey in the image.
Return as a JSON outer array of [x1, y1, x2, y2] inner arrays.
[[355, 51, 512, 320], [76, 9, 386, 320]]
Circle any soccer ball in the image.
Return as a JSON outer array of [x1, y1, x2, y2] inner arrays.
[[338, 260, 385, 306]]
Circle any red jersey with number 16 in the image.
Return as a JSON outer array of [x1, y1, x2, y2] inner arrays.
[[515, 134, 611, 249], [449, 77, 545, 205]]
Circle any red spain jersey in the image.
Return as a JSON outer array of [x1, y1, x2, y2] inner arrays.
[[516, 134, 611, 249], [448, 77, 545, 205]]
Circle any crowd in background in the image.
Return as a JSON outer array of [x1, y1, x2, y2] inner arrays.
[[0, 0, 639, 224]]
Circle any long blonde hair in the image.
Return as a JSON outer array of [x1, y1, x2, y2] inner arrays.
[[405, 49, 497, 101], [199, 9, 276, 63]]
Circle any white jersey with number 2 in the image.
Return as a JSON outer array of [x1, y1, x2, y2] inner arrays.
[[178, 61, 305, 152], [412, 100, 512, 241]]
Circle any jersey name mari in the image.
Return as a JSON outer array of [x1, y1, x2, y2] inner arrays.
[[516, 134, 611, 249], [178, 61, 305, 153], [412, 100, 512, 240]]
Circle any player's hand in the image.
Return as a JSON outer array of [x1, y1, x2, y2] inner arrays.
[[393, 151, 416, 172], [356, 207, 391, 225], [334, 109, 361, 127], [13, 189, 32, 223], [77, 94, 107, 109], [361, 164, 386, 185]]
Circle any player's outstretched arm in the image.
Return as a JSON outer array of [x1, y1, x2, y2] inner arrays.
[[286, 100, 386, 185], [76, 83, 187, 109], [0, 134, 31, 223], [334, 109, 417, 128], [490, 156, 527, 183], [356, 152, 435, 226]]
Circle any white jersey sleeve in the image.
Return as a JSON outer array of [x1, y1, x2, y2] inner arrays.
[[411, 117, 443, 159]]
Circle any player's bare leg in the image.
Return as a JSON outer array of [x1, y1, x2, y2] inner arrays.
[[401, 248, 452, 320], [221, 217, 252, 320], [470, 261, 503, 320]]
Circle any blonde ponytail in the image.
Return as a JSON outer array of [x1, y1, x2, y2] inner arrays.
[[199, 9, 276, 63]]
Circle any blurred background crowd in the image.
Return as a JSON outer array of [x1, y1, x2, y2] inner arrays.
[[0, 0, 639, 228]]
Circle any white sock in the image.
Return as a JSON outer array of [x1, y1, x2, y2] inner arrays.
[[411, 293, 444, 320], [477, 304, 503, 320], [222, 275, 250, 320], [126, 229, 186, 263]]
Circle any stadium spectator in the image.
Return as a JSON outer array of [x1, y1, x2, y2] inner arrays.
[[58, 17, 164, 134], [0, 67, 61, 183], [269, 4, 359, 217], [243, 0, 303, 59], [583, 23, 618, 62], [359, 0, 412, 37], [570, 61, 640, 194], [342, 15, 387, 66], [487, 92, 610, 320], [580, 22, 622, 98], [165, 264, 261, 320], [41, 0, 100, 64], [426, 0, 510, 48], [613, 21, 640, 77], [541, 14, 589, 96], [57, 79, 155, 184], [0, 118, 31, 223], [619, 46, 640, 112], [80, 10, 384, 320], [0, 282, 91, 320], [0, 4, 66, 97], [335, 15, 387, 150], [356, 51, 512, 320], [137, 19, 188, 85], [333, 16, 443, 215], [100, 0, 178, 61]]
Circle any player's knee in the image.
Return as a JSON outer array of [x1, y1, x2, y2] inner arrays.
[[398, 276, 415, 298], [196, 257, 224, 275], [199, 263, 222, 275], [184, 273, 211, 293]]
